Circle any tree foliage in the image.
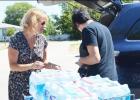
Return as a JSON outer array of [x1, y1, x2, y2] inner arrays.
[[6, 27, 16, 36], [4, 2, 33, 26], [55, 1, 101, 40], [55, 1, 84, 40], [43, 17, 57, 36], [122, 0, 133, 3]]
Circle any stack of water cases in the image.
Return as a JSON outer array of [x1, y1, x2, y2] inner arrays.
[[25, 69, 134, 100]]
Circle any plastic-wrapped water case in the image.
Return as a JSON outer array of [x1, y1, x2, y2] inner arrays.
[[23, 95, 33, 100], [28, 69, 134, 100]]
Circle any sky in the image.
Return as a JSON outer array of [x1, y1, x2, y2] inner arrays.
[[0, 1, 62, 23]]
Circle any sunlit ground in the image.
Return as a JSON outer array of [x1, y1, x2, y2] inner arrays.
[[0, 42, 8, 50]]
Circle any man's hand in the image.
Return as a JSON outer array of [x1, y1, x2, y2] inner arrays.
[[75, 60, 82, 66]]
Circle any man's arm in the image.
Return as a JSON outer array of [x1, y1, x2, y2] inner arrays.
[[79, 45, 101, 65]]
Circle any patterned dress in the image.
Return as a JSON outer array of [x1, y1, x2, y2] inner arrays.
[[8, 32, 48, 100]]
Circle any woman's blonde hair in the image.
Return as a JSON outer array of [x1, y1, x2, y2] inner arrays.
[[20, 8, 48, 32]]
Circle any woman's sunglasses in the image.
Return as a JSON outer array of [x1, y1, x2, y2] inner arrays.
[[41, 21, 46, 25]]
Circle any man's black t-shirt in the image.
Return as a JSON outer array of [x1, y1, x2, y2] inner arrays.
[[79, 21, 118, 81]]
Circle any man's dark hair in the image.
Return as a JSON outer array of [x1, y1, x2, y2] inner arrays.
[[72, 9, 91, 27]]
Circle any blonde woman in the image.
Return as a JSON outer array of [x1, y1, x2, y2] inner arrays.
[[8, 8, 58, 100]]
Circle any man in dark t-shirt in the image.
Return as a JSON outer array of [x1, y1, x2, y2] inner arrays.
[[72, 9, 118, 81]]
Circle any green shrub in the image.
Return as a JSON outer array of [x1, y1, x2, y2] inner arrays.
[[6, 27, 16, 36]]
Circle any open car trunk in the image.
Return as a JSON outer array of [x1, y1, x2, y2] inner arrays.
[[37, 0, 122, 26], [37, 0, 121, 10]]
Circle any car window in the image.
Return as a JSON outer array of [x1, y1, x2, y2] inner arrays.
[[127, 20, 140, 40]]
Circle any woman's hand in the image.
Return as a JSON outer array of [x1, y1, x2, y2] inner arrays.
[[44, 62, 61, 70], [31, 61, 45, 70]]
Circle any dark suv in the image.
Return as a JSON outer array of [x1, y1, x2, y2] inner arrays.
[[75, 0, 140, 97]]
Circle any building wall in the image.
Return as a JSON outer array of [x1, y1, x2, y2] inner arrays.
[[0, 28, 4, 41]]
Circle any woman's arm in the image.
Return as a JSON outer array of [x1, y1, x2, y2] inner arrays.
[[8, 47, 33, 72], [8, 47, 45, 72], [43, 47, 48, 64]]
